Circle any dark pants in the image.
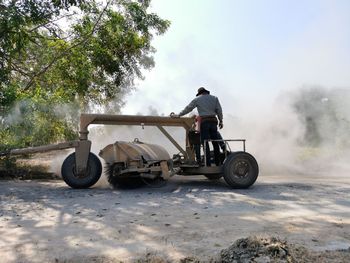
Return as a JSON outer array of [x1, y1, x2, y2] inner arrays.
[[195, 144, 201, 164], [200, 120, 220, 166], [216, 131, 226, 152]]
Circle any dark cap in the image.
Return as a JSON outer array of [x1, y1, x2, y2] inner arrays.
[[196, 87, 210, 96]]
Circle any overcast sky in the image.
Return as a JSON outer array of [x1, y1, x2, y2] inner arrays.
[[122, 0, 350, 117]]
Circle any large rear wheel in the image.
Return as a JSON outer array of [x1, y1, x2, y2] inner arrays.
[[223, 152, 259, 188], [61, 152, 102, 189]]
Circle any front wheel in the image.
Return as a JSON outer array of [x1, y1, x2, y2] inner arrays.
[[61, 152, 102, 189], [223, 152, 259, 188]]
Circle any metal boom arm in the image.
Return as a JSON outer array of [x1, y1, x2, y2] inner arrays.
[[79, 114, 195, 161]]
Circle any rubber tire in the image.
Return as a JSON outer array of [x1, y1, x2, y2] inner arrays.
[[61, 152, 102, 189], [205, 174, 223, 180], [223, 151, 259, 188]]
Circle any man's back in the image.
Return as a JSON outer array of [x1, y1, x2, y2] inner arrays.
[[195, 94, 221, 117], [178, 93, 223, 122]]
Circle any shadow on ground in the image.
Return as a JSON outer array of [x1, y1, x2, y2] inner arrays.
[[0, 175, 350, 262]]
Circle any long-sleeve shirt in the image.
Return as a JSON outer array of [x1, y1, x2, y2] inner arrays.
[[179, 94, 223, 122]]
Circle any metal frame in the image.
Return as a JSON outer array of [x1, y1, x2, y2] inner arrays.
[[203, 139, 246, 167], [79, 114, 194, 139], [3, 114, 196, 174], [77, 114, 196, 174], [3, 114, 249, 177]]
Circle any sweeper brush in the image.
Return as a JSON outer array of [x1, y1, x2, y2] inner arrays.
[[1, 114, 259, 189], [100, 140, 172, 188]]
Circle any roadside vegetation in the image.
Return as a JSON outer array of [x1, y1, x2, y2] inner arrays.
[[0, 0, 170, 151], [0, 0, 169, 175]]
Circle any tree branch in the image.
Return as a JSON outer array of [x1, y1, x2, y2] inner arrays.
[[24, 1, 112, 91], [28, 12, 77, 33]]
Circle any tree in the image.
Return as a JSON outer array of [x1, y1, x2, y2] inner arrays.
[[292, 86, 350, 147], [0, 0, 170, 149]]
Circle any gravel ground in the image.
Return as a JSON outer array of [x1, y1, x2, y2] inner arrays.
[[0, 171, 350, 262]]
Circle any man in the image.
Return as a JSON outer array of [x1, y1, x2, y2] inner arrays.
[[170, 87, 223, 166]]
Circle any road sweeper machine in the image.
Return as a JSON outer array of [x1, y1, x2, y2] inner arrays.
[[1, 114, 259, 189]]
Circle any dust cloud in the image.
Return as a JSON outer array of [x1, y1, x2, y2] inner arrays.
[[78, 86, 350, 186], [39, 86, 350, 186], [222, 86, 350, 177]]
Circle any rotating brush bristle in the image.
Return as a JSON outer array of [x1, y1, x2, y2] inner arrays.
[[104, 162, 144, 189], [104, 163, 119, 188]]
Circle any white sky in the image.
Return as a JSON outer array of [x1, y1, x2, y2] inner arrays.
[[122, 0, 350, 117]]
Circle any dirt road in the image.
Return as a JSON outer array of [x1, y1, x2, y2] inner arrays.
[[0, 172, 349, 262]]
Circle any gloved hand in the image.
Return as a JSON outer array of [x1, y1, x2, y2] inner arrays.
[[170, 112, 180, 118], [219, 121, 224, 129]]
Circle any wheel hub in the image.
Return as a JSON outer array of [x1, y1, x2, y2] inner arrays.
[[233, 160, 249, 178], [72, 165, 90, 178]]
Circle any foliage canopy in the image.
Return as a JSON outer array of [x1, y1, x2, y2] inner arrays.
[[0, 0, 169, 150]]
